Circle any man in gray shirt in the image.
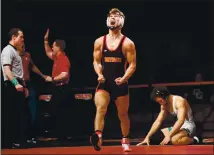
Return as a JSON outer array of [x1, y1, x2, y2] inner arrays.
[[1, 28, 29, 148]]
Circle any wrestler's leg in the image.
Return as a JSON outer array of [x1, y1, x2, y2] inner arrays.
[[90, 90, 110, 151], [94, 90, 110, 132], [171, 129, 194, 145], [115, 94, 131, 152], [115, 95, 130, 137]]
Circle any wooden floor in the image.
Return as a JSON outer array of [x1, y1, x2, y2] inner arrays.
[[2, 145, 213, 154]]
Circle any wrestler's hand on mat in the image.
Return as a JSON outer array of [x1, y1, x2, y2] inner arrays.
[[97, 74, 105, 83], [136, 137, 150, 146], [45, 76, 52, 82], [115, 77, 126, 85], [160, 135, 171, 145], [44, 28, 49, 41]]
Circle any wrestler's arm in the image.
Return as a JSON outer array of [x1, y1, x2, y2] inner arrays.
[[168, 99, 186, 137], [121, 39, 136, 81], [93, 37, 103, 77], [145, 105, 168, 139]]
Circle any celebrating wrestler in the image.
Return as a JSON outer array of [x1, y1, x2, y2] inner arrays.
[[90, 8, 136, 152]]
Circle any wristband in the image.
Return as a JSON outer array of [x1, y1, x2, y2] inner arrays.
[[11, 78, 19, 86], [168, 127, 172, 132]]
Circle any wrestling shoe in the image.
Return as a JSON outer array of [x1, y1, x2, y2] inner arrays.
[[121, 138, 132, 152]]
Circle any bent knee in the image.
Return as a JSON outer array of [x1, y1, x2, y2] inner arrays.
[[171, 136, 181, 145], [171, 139, 180, 145], [171, 137, 186, 145]]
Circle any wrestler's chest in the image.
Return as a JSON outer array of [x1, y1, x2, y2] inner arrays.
[[106, 39, 121, 50]]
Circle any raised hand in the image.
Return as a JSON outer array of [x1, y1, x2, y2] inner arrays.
[[44, 28, 49, 41]]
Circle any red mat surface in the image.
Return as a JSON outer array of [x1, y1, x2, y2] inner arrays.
[[2, 145, 213, 154]]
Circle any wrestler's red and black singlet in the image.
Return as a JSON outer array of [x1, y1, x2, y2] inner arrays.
[[96, 35, 129, 100]]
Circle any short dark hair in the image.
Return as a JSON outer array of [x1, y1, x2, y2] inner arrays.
[[150, 86, 170, 101], [8, 28, 22, 41], [55, 39, 66, 51], [108, 8, 125, 19]]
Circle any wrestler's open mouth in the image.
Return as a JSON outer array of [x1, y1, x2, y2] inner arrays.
[[110, 21, 116, 25]]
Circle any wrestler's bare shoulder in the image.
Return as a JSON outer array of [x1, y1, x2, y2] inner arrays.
[[173, 95, 187, 106], [173, 95, 185, 100], [94, 36, 104, 45], [123, 36, 135, 47]]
